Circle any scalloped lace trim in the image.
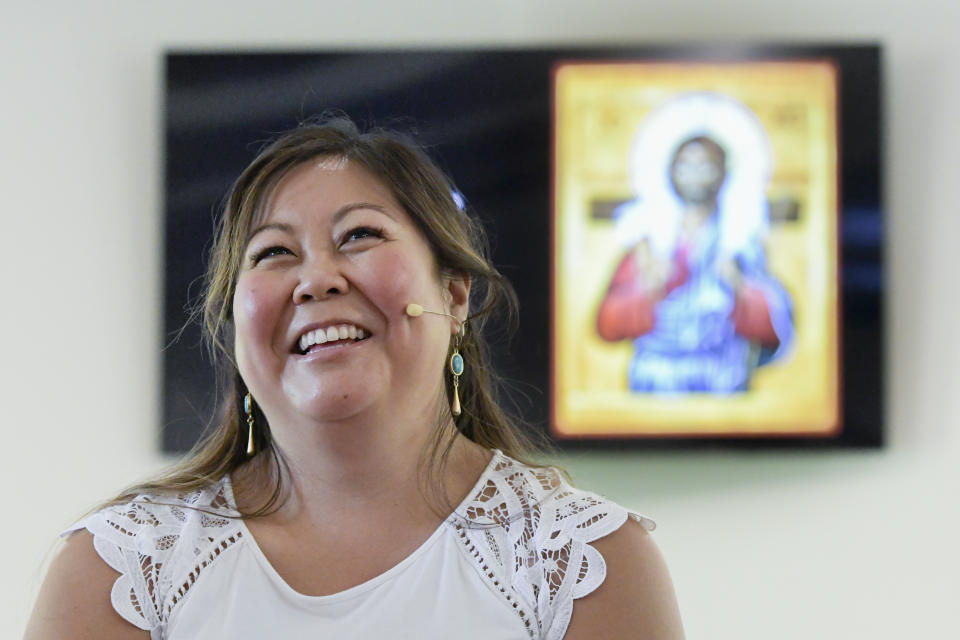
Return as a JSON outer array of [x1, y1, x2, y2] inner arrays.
[[451, 452, 653, 640], [68, 484, 242, 636]]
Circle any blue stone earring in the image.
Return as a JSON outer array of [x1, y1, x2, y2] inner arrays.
[[244, 392, 256, 456], [449, 321, 466, 417]]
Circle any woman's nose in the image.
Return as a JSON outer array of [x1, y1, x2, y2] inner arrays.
[[292, 253, 350, 304]]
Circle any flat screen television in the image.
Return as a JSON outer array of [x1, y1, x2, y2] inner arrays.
[[163, 45, 882, 451]]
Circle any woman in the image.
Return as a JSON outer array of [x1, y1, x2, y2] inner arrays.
[[27, 117, 683, 639]]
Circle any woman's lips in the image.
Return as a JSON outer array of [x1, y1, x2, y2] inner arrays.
[[295, 322, 370, 354]]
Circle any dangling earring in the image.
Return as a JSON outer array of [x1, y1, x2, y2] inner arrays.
[[449, 321, 466, 417], [244, 392, 256, 456]]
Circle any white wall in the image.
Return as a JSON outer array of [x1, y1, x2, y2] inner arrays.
[[3, 1, 958, 637]]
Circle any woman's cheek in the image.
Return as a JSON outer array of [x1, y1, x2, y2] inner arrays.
[[233, 280, 285, 363], [362, 252, 422, 310]]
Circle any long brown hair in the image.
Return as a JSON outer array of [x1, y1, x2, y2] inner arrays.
[[111, 116, 545, 513]]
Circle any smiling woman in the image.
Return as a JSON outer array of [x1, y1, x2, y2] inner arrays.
[[234, 160, 459, 432], [25, 117, 684, 640]]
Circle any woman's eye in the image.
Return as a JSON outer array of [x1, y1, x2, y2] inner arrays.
[[250, 245, 292, 264], [341, 226, 384, 246]]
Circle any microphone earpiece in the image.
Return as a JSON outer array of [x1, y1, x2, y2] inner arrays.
[[405, 303, 425, 317], [405, 302, 461, 326]]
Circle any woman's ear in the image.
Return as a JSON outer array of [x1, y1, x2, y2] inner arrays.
[[444, 274, 471, 331]]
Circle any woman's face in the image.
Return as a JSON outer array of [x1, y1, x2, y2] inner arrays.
[[232, 158, 466, 429], [670, 140, 726, 205]]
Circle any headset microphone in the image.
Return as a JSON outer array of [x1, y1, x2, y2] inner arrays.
[[404, 303, 459, 322]]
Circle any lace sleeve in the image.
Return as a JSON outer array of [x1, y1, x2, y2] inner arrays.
[[536, 480, 656, 640], [452, 453, 655, 640], [64, 500, 173, 635], [62, 483, 241, 639]]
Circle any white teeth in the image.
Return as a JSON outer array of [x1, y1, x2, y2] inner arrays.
[[298, 323, 367, 353]]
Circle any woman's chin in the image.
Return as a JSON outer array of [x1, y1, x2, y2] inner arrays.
[[293, 398, 373, 424], [280, 379, 382, 424]]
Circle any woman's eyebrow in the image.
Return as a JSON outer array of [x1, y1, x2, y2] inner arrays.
[[331, 201, 391, 225], [246, 222, 294, 244]]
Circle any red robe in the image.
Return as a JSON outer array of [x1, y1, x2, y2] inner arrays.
[[596, 248, 780, 345]]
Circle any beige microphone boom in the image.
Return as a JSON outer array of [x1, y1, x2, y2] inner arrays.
[[405, 303, 459, 322]]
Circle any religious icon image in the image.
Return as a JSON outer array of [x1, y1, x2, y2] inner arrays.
[[595, 93, 794, 394], [551, 61, 841, 438]]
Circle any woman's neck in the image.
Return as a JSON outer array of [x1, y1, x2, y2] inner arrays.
[[233, 417, 490, 528]]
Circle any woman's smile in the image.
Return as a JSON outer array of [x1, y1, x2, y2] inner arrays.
[[295, 322, 370, 355]]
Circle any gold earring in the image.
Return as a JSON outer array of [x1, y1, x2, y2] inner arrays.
[[449, 321, 465, 417], [244, 393, 256, 456]]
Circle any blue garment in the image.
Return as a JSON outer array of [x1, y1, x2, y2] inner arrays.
[[627, 216, 793, 393]]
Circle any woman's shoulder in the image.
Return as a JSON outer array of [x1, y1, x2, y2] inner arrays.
[[65, 478, 241, 562], [56, 478, 243, 635], [563, 517, 685, 639], [25, 529, 152, 639], [459, 451, 655, 537], [453, 451, 661, 640]]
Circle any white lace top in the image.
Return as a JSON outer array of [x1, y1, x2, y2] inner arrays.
[[66, 450, 654, 639]]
